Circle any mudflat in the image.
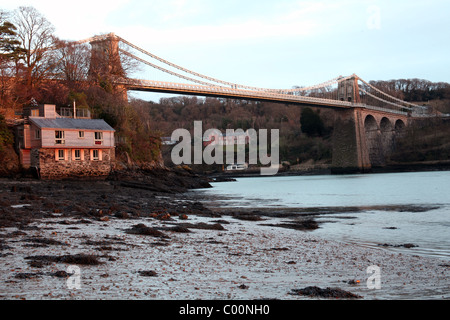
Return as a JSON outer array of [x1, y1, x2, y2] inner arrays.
[[0, 172, 448, 300]]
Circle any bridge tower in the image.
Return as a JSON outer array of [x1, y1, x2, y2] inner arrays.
[[89, 32, 124, 79], [331, 107, 409, 173], [337, 75, 361, 103], [88, 33, 128, 100]]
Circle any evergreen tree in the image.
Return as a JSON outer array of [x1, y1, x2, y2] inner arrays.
[[0, 12, 24, 61], [300, 107, 325, 137]]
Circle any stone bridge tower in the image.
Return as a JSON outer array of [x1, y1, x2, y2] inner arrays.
[[337, 75, 361, 103], [331, 107, 408, 173], [89, 33, 127, 100]]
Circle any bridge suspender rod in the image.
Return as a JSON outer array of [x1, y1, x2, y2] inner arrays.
[[282, 75, 351, 93], [358, 78, 420, 108], [359, 87, 412, 111], [117, 36, 310, 93], [83, 34, 353, 95], [119, 49, 218, 87], [116, 36, 243, 88]]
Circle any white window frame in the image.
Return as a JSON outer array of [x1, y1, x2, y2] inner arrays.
[[78, 131, 85, 139], [55, 130, 65, 145], [74, 149, 82, 161], [55, 149, 66, 161], [94, 132, 103, 145], [91, 149, 102, 161]]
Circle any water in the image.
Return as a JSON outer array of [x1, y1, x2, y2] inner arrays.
[[196, 171, 450, 260]]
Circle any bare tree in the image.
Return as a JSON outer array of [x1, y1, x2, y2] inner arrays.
[[13, 6, 56, 92], [53, 39, 90, 88]]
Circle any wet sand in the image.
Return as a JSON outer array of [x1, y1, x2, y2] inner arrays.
[[0, 176, 448, 300]]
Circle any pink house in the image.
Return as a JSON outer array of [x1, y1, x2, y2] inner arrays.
[[16, 104, 115, 179], [203, 130, 251, 147]]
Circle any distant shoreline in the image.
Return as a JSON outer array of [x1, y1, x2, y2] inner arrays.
[[206, 160, 450, 180]]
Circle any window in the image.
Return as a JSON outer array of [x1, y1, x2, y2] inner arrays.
[[78, 131, 85, 139], [56, 149, 65, 161], [55, 131, 65, 145], [94, 132, 103, 145], [74, 149, 81, 161], [35, 129, 41, 139], [31, 109, 39, 117], [92, 149, 100, 161]]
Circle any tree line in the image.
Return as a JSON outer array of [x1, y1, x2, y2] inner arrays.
[[0, 6, 160, 165], [1, 5, 449, 168], [0, 6, 137, 112], [369, 79, 450, 104]]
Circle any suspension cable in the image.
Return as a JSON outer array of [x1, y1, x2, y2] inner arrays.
[[116, 36, 247, 88], [79, 34, 353, 94], [119, 49, 220, 87], [77, 33, 423, 112], [116, 35, 348, 93], [358, 77, 420, 108], [359, 87, 413, 110]]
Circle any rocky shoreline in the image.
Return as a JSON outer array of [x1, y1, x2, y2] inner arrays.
[[0, 169, 449, 300]]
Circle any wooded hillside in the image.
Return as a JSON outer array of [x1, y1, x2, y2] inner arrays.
[[1, 6, 449, 174]]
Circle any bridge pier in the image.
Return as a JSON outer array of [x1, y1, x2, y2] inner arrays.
[[89, 33, 128, 101], [331, 108, 408, 174], [331, 108, 371, 173]]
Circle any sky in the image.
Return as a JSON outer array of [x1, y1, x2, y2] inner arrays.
[[1, 0, 449, 102]]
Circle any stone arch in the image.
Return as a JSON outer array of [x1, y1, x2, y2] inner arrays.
[[380, 117, 394, 155], [395, 119, 406, 134], [364, 115, 383, 166], [392, 119, 406, 150], [364, 115, 378, 132], [380, 117, 392, 132]]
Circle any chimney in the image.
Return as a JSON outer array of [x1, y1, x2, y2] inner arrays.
[[43, 104, 57, 119]]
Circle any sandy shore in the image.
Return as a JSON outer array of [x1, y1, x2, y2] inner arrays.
[[0, 176, 448, 300]]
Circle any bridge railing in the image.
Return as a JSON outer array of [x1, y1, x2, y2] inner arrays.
[[120, 78, 358, 108], [114, 78, 421, 116], [362, 104, 409, 115]]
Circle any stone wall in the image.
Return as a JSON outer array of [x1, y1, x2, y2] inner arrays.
[[331, 108, 371, 173], [331, 107, 409, 173], [37, 148, 115, 179], [30, 149, 40, 168]]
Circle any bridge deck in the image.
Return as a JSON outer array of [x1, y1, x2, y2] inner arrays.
[[123, 79, 351, 108], [122, 79, 409, 115]]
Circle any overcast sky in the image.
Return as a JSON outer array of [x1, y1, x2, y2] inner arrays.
[[1, 0, 449, 101]]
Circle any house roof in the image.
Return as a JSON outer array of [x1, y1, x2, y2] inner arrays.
[[29, 118, 115, 131]]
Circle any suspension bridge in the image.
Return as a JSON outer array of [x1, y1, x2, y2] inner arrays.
[[78, 33, 427, 116], [74, 33, 431, 172]]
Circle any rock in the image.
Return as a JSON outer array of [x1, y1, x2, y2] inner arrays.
[[178, 222, 225, 231], [167, 226, 191, 233], [261, 219, 319, 231], [378, 243, 418, 248], [15, 272, 43, 279], [114, 211, 130, 219], [125, 223, 170, 238], [233, 214, 264, 221], [139, 270, 157, 277], [25, 254, 103, 266], [50, 270, 70, 278], [156, 213, 171, 220], [290, 286, 362, 299]]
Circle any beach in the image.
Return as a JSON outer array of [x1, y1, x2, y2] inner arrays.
[[0, 174, 448, 300]]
